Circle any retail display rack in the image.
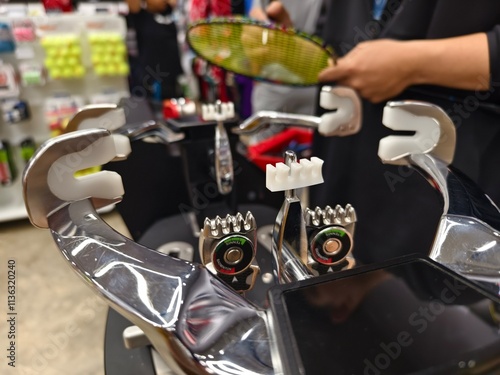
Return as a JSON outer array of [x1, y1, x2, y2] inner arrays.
[[0, 8, 130, 222]]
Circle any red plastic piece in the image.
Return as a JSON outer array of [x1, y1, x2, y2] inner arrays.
[[246, 128, 313, 171]]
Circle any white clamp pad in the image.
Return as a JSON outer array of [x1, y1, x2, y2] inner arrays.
[[319, 86, 362, 137], [47, 134, 131, 201], [266, 157, 324, 192], [378, 102, 450, 166], [202, 102, 235, 121]]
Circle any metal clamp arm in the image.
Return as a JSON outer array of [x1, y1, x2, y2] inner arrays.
[[378, 101, 500, 289], [233, 86, 361, 137], [22, 127, 273, 375], [65, 104, 185, 144]]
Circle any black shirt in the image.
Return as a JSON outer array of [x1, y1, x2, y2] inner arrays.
[[129, 8, 183, 79], [318, 0, 500, 103], [311, 0, 500, 264]]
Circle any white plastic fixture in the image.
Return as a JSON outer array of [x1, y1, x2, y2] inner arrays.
[[378, 105, 441, 165], [47, 134, 131, 202], [266, 157, 324, 192], [202, 102, 235, 121], [318, 86, 362, 137]]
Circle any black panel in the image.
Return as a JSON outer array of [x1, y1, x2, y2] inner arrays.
[[269, 256, 500, 375]]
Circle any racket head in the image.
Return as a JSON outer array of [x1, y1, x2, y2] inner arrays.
[[186, 17, 335, 86]]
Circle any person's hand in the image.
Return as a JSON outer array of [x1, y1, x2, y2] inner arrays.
[[318, 39, 416, 103], [266, 1, 292, 28], [250, 1, 293, 27]]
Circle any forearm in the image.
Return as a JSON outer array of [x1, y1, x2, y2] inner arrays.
[[126, 0, 141, 13], [249, 7, 268, 21], [248, 0, 264, 20], [406, 33, 490, 91]]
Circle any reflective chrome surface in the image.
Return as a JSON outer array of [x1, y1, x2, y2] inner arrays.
[[409, 141, 500, 294], [66, 103, 184, 144], [24, 102, 500, 374], [23, 128, 274, 375], [116, 119, 185, 144], [380, 101, 500, 296], [64, 104, 122, 133], [272, 151, 313, 283], [48, 200, 273, 375], [380, 101, 455, 166], [233, 86, 362, 138], [22, 128, 124, 229], [431, 215, 500, 280], [232, 110, 321, 135], [214, 101, 234, 195]]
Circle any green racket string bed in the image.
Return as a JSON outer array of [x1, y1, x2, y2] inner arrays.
[[187, 17, 336, 86]]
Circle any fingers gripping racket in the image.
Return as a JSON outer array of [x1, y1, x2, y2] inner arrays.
[[187, 17, 336, 86]]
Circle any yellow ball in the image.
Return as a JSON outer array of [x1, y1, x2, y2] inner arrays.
[[66, 35, 79, 46], [59, 47, 70, 57], [67, 56, 78, 67], [115, 43, 127, 55], [92, 45, 104, 54], [74, 65, 85, 77], [117, 63, 130, 75], [91, 54, 102, 64], [102, 54, 113, 64], [88, 34, 100, 44], [46, 47, 58, 57], [50, 68, 61, 79], [70, 45, 81, 57], [95, 65, 106, 76], [103, 65, 115, 75], [51, 36, 64, 46], [61, 67, 73, 78], [112, 54, 123, 64], [105, 45, 116, 54], [56, 57, 66, 67], [44, 57, 55, 68]]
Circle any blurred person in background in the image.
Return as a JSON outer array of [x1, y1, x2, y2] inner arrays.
[[126, 0, 184, 100], [263, 0, 500, 264]]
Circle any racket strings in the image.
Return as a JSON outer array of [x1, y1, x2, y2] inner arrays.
[[187, 17, 334, 86]]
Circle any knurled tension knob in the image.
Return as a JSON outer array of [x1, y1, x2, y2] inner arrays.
[[199, 212, 259, 293], [305, 204, 357, 275]]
